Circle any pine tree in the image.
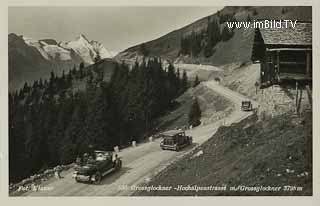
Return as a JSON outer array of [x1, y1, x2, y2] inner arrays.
[[94, 51, 101, 63], [61, 92, 88, 163], [9, 102, 30, 182], [25, 104, 45, 173], [72, 65, 77, 74], [79, 62, 85, 78], [85, 86, 111, 151], [39, 78, 44, 89], [67, 70, 73, 87], [247, 14, 251, 22], [42, 95, 59, 166], [181, 70, 188, 92], [167, 63, 177, 101], [188, 97, 202, 127], [221, 25, 234, 41], [53, 95, 74, 164], [140, 43, 149, 56], [204, 18, 221, 57], [193, 75, 200, 87]]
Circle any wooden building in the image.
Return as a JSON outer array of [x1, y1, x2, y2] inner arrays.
[[251, 22, 312, 88]]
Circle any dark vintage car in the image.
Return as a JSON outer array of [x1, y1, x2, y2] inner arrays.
[[160, 130, 192, 151], [241, 100, 253, 111], [72, 151, 122, 184]]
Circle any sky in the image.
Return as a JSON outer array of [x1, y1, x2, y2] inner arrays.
[[8, 7, 222, 54]]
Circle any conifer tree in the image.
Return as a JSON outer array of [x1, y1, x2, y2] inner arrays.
[[66, 92, 89, 155], [188, 97, 202, 127], [204, 18, 221, 57], [181, 70, 188, 91], [94, 51, 101, 63], [193, 75, 200, 87], [79, 62, 85, 78]]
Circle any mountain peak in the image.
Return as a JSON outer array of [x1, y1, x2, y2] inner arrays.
[[77, 34, 90, 42]]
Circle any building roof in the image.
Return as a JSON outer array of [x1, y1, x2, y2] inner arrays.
[[259, 22, 312, 46], [161, 130, 184, 137]]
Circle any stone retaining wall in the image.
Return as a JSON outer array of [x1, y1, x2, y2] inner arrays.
[[9, 163, 74, 194]]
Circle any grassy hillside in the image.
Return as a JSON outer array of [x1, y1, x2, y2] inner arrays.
[[116, 6, 311, 66], [155, 83, 234, 131], [134, 111, 312, 196]]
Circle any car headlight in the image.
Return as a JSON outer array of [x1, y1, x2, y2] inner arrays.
[[72, 172, 78, 178], [91, 174, 97, 181]]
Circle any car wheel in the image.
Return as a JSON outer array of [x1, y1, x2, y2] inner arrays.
[[94, 172, 102, 184], [114, 159, 121, 171], [118, 160, 122, 170]]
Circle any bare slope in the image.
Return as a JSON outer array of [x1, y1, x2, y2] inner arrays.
[[219, 62, 312, 115], [116, 6, 311, 66], [134, 111, 312, 196]]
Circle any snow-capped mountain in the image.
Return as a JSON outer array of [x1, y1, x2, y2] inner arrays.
[[60, 34, 113, 64], [9, 33, 113, 90], [23, 34, 112, 64]]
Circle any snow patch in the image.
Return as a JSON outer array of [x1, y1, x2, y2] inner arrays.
[[22, 34, 112, 63], [23, 36, 50, 60]]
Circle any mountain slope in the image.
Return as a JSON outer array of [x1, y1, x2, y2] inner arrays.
[[9, 33, 112, 91], [9, 33, 76, 91], [115, 6, 312, 66], [135, 111, 312, 196]]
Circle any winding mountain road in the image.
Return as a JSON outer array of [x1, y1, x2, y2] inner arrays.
[[23, 80, 257, 196]]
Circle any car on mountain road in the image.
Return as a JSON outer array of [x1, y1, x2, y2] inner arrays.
[[160, 130, 193, 151], [241, 101, 253, 111], [72, 151, 122, 184]]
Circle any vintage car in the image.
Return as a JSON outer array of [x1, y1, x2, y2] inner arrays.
[[72, 150, 122, 184], [241, 100, 253, 111], [160, 130, 192, 151]]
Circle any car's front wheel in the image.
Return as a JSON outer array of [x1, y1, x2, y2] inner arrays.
[[93, 172, 102, 184], [115, 159, 122, 171]]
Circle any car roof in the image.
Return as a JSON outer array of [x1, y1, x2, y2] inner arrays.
[[94, 150, 112, 154], [161, 130, 184, 137]]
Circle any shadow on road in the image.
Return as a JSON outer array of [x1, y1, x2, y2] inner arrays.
[[98, 167, 132, 185], [177, 142, 198, 152]]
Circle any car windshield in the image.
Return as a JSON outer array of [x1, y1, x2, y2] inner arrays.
[[95, 152, 111, 161]]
